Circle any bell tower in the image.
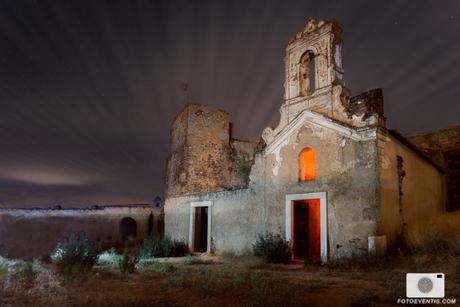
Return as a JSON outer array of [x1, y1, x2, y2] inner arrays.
[[281, 17, 351, 125], [284, 17, 344, 101], [262, 18, 385, 145]]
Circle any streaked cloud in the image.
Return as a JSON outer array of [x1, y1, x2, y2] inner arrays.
[[0, 0, 459, 207]]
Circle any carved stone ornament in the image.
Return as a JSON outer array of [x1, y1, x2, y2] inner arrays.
[[262, 127, 274, 144], [304, 17, 318, 34]]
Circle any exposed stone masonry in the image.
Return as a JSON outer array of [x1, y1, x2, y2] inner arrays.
[[165, 104, 257, 198], [347, 88, 385, 125]]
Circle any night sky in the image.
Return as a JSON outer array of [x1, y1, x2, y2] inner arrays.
[[1, 0, 459, 208]]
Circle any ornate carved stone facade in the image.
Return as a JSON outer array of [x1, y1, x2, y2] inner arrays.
[[263, 18, 385, 146]]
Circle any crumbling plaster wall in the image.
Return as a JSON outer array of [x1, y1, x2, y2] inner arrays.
[[0, 206, 162, 260], [254, 119, 380, 259], [378, 132, 445, 247], [165, 117, 380, 259], [165, 188, 261, 255]]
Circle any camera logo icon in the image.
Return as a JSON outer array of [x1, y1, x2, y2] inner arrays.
[[406, 273, 445, 298]]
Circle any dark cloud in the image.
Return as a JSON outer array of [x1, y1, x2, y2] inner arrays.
[[1, 0, 459, 207]]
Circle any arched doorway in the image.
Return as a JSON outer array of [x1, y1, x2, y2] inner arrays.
[[119, 217, 137, 243]]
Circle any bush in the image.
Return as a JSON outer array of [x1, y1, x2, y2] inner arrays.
[[11, 261, 37, 288], [51, 233, 98, 273], [118, 249, 139, 274], [96, 248, 120, 267], [253, 232, 290, 264], [0, 256, 8, 278], [139, 236, 188, 258]]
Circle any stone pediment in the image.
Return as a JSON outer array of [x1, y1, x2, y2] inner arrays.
[[263, 110, 377, 156]]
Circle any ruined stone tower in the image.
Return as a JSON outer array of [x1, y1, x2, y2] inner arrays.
[[165, 104, 256, 198]]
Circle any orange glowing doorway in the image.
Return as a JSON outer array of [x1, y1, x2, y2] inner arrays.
[[291, 199, 321, 263]]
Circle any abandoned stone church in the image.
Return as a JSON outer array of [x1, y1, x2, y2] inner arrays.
[[164, 18, 445, 262]]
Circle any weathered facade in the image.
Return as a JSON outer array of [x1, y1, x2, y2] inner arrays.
[[165, 18, 445, 261]]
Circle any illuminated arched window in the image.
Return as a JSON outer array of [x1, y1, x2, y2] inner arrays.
[[299, 147, 316, 181]]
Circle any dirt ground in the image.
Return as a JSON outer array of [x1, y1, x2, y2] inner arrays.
[[1, 253, 459, 307]]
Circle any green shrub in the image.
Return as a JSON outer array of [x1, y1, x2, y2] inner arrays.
[[138, 257, 158, 267], [118, 249, 139, 274], [51, 233, 98, 273], [182, 255, 199, 265], [11, 261, 37, 288], [0, 256, 8, 278], [138, 236, 166, 258], [96, 248, 120, 267], [253, 232, 290, 264], [139, 236, 188, 258], [181, 254, 213, 265]]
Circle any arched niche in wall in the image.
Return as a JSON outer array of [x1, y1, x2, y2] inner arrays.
[[119, 217, 137, 243], [299, 51, 316, 96]]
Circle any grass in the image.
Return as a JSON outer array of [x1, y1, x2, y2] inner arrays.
[[51, 233, 98, 275], [1, 217, 459, 306], [248, 272, 300, 307], [151, 260, 174, 273], [10, 261, 37, 288], [0, 251, 458, 306], [0, 255, 63, 305], [137, 257, 158, 267], [0, 256, 8, 278], [324, 255, 389, 274], [96, 248, 120, 267], [0, 257, 37, 288], [117, 249, 139, 273], [252, 232, 290, 264], [168, 259, 307, 306], [403, 211, 460, 255], [181, 254, 214, 265], [138, 236, 188, 259]]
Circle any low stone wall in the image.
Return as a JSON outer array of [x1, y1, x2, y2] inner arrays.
[[0, 205, 163, 260]]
